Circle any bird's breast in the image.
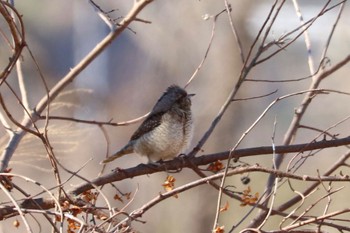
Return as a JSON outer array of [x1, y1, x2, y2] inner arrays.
[[133, 110, 193, 161]]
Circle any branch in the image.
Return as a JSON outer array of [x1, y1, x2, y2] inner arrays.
[[282, 208, 350, 231], [0, 0, 154, 172], [258, 51, 350, 225], [2, 163, 350, 221], [71, 135, 350, 195], [0, 1, 26, 83]]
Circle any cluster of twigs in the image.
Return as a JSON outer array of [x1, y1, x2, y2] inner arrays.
[[0, 0, 350, 233]]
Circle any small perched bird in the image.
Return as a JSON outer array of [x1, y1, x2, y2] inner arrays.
[[101, 85, 194, 164]]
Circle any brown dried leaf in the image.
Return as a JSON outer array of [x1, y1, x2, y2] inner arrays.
[[220, 201, 229, 212], [207, 161, 224, 172], [13, 219, 20, 228], [214, 225, 225, 233]]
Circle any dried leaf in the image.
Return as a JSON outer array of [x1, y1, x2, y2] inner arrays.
[[162, 175, 178, 198], [207, 161, 224, 172], [214, 225, 225, 233], [81, 190, 97, 202], [240, 186, 259, 207], [114, 194, 123, 203], [70, 205, 82, 216], [68, 218, 80, 231], [162, 175, 176, 192], [13, 219, 20, 228], [125, 192, 131, 200], [220, 201, 229, 212]]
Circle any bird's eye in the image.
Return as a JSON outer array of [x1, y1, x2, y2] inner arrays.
[[176, 97, 183, 102], [178, 96, 191, 106]]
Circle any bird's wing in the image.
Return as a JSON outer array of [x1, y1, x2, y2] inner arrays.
[[130, 112, 163, 140]]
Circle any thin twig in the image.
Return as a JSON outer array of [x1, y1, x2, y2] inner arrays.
[[0, 181, 33, 233], [321, 1, 346, 59], [245, 57, 330, 83], [255, 0, 333, 65], [10, 4, 30, 111], [257, 117, 279, 230], [213, 88, 329, 229], [232, 89, 277, 101], [282, 208, 350, 231], [124, 165, 350, 226], [36, 115, 139, 126], [224, 0, 245, 63], [184, 9, 225, 89], [292, 0, 316, 74], [0, 92, 40, 137], [277, 150, 350, 211], [0, 0, 154, 172], [0, 1, 26, 83], [258, 51, 350, 224]]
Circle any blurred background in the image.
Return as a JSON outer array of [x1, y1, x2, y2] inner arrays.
[[1, 0, 350, 232]]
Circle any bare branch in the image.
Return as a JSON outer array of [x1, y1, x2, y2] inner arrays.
[[0, 0, 154, 172]]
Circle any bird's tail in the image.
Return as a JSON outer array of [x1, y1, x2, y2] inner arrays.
[[100, 144, 134, 164]]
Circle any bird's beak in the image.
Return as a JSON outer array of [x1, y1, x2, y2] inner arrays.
[[188, 93, 195, 98]]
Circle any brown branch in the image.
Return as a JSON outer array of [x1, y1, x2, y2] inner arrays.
[[6, 137, 349, 223], [126, 166, 350, 225], [70, 135, 350, 196], [2, 163, 350, 222], [232, 89, 278, 102], [0, 93, 40, 137], [253, 36, 350, 227], [224, 0, 245, 63], [277, 150, 350, 212], [282, 208, 350, 231], [0, 0, 154, 172], [34, 0, 154, 115], [255, 0, 334, 65], [245, 57, 330, 83], [321, 1, 346, 58], [0, 1, 26, 83], [37, 112, 150, 127], [184, 8, 225, 89]]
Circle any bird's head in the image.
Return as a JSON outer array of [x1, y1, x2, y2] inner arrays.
[[152, 85, 194, 113]]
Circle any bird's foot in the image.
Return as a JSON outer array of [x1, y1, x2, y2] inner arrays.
[[175, 153, 188, 165], [142, 161, 162, 171]]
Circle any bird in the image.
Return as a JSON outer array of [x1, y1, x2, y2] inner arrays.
[[101, 85, 194, 164]]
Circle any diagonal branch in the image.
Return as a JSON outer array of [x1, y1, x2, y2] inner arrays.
[[0, 0, 154, 172]]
